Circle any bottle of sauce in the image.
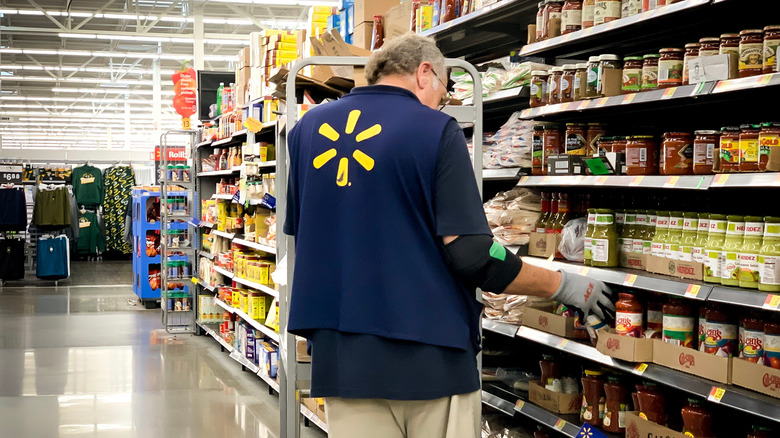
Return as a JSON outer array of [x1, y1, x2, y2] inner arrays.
[[530, 71, 550, 108], [658, 48, 684, 89], [719, 126, 741, 173], [682, 42, 701, 85], [596, 54, 621, 97], [626, 135, 658, 175], [765, 321, 780, 369], [548, 67, 563, 104], [585, 56, 601, 98], [540, 354, 562, 388], [693, 131, 718, 174], [646, 300, 663, 339], [651, 211, 670, 258], [720, 34, 740, 65], [584, 208, 596, 266], [759, 217, 780, 292], [693, 213, 710, 264], [698, 37, 721, 57], [759, 122, 780, 172], [764, 25, 780, 74], [582, 0, 595, 28], [581, 369, 606, 426], [587, 123, 607, 156], [536, 192, 551, 233], [663, 297, 696, 348], [662, 132, 694, 175], [636, 382, 666, 425], [721, 215, 745, 287], [666, 211, 684, 260], [704, 305, 738, 357], [644, 211, 657, 255], [532, 126, 545, 175], [603, 376, 629, 433], [565, 123, 587, 154], [680, 212, 699, 261], [633, 210, 649, 254], [593, 0, 621, 26], [574, 63, 588, 100], [560, 65, 577, 103], [545, 193, 560, 232], [620, 210, 636, 259], [544, 0, 564, 39], [681, 398, 714, 438], [739, 29, 765, 78], [616, 292, 643, 337], [553, 193, 572, 232], [641, 54, 660, 91], [592, 209, 618, 267], [741, 314, 765, 364], [440, 0, 457, 24], [698, 306, 709, 352], [704, 214, 727, 283], [542, 125, 562, 175], [622, 56, 644, 94], [740, 124, 761, 172], [739, 217, 764, 289]]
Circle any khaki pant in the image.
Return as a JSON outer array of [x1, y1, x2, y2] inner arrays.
[[324, 390, 481, 438]]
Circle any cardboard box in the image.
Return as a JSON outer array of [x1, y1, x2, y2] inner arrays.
[[302, 398, 327, 422], [238, 47, 250, 68], [352, 21, 374, 50], [652, 339, 732, 384], [353, 0, 400, 24], [523, 304, 576, 338], [645, 255, 704, 281], [596, 329, 654, 362], [621, 251, 647, 270], [383, 2, 413, 41], [528, 381, 581, 414], [547, 155, 586, 175], [689, 54, 738, 84], [625, 411, 686, 438], [528, 232, 561, 258], [732, 358, 780, 399], [296, 336, 312, 363], [309, 29, 371, 87]]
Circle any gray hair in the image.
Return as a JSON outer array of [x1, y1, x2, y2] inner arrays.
[[365, 33, 446, 85]]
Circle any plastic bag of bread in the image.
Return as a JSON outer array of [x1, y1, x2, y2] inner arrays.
[[482, 292, 507, 310], [491, 226, 531, 246], [559, 217, 587, 262]]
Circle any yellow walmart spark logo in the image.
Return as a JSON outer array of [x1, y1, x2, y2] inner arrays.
[[313, 109, 381, 187]]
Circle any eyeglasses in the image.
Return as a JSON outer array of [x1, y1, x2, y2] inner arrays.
[[431, 69, 453, 111]]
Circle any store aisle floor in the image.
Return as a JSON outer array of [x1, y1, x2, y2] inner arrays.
[[0, 261, 326, 438]]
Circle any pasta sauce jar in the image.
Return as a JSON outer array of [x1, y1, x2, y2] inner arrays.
[[616, 292, 643, 337], [658, 48, 684, 88], [759, 122, 780, 171], [530, 70, 550, 107], [622, 56, 643, 94], [661, 132, 693, 175], [681, 398, 714, 438], [593, 0, 621, 26], [565, 123, 588, 155], [698, 37, 720, 57], [682, 42, 701, 85], [764, 25, 780, 74], [719, 126, 741, 173], [641, 54, 660, 90], [560, 64, 577, 102], [548, 67, 563, 105], [693, 130, 718, 174], [542, 125, 562, 175], [532, 126, 545, 175], [739, 29, 765, 78], [562, 0, 583, 34], [739, 124, 760, 172], [626, 135, 658, 175], [720, 33, 740, 63]]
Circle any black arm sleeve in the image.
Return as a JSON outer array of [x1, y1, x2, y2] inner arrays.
[[444, 234, 523, 293]]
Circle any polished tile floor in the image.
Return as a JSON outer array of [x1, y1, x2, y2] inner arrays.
[[0, 261, 326, 438]]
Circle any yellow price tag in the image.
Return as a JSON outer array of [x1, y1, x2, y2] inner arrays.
[[630, 175, 644, 186], [580, 99, 591, 109], [661, 87, 677, 99], [623, 93, 637, 104], [685, 284, 701, 298], [624, 274, 637, 286], [557, 339, 569, 348], [554, 419, 567, 430], [764, 294, 780, 310], [596, 176, 609, 185], [515, 400, 525, 411], [712, 174, 730, 186], [597, 97, 609, 107], [664, 176, 679, 187], [519, 176, 529, 183], [579, 267, 590, 276], [708, 387, 726, 403], [243, 117, 264, 133], [634, 363, 649, 375], [759, 74, 773, 86], [191, 277, 199, 284]]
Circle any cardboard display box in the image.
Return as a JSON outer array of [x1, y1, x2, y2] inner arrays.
[[302, 398, 327, 422], [652, 339, 731, 384], [732, 358, 780, 399], [353, 0, 400, 24], [523, 304, 576, 338], [383, 2, 413, 41], [688, 54, 738, 84], [645, 255, 704, 281], [296, 336, 312, 363], [625, 411, 686, 438], [528, 381, 581, 414], [596, 329, 654, 362], [309, 29, 371, 87], [620, 251, 647, 270], [528, 232, 561, 258], [352, 21, 374, 50]]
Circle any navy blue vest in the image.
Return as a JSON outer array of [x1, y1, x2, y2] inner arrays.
[[285, 85, 482, 352]]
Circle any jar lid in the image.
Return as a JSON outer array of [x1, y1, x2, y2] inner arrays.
[[659, 47, 684, 53], [721, 126, 741, 132], [643, 53, 660, 59], [740, 123, 759, 130], [685, 42, 701, 49], [699, 37, 720, 43], [694, 130, 720, 135], [740, 29, 764, 35], [720, 33, 739, 38], [629, 135, 654, 140], [584, 369, 603, 377], [599, 54, 620, 61], [664, 132, 693, 136], [533, 125, 545, 131], [764, 25, 780, 31], [588, 56, 601, 62], [684, 212, 698, 218], [531, 70, 550, 76], [551, 66, 563, 72], [761, 122, 780, 128], [623, 56, 643, 61], [562, 64, 577, 70], [575, 63, 588, 69], [587, 122, 606, 127], [698, 213, 710, 219]]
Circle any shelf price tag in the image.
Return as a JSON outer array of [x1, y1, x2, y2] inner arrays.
[[191, 277, 199, 284], [515, 400, 525, 411], [633, 363, 649, 375], [623, 274, 638, 286], [554, 419, 567, 430], [763, 294, 780, 310], [519, 176, 530, 184], [560, 102, 572, 111], [685, 284, 702, 298], [622, 93, 637, 104], [661, 87, 677, 99], [664, 176, 679, 187], [596, 97, 609, 107], [557, 338, 569, 348], [595, 176, 609, 185], [758, 74, 773, 86], [708, 387, 726, 403], [712, 174, 729, 186], [580, 99, 592, 109], [630, 175, 644, 186], [579, 267, 591, 276]]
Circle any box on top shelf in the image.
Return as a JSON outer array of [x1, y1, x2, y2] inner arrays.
[[383, 2, 413, 41], [523, 303, 576, 339], [645, 255, 704, 281], [625, 411, 686, 438], [352, 21, 374, 50], [353, 0, 400, 25]]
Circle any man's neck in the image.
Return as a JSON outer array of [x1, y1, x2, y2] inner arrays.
[[376, 75, 416, 94]]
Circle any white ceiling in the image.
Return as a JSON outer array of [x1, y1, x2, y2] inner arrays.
[[0, 0, 334, 153]]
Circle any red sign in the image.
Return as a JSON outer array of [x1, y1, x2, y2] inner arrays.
[[679, 352, 695, 368], [152, 147, 188, 162], [606, 338, 621, 351], [538, 315, 549, 327]]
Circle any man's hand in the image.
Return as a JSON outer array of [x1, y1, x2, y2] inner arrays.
[[551, 270, 615, 319]]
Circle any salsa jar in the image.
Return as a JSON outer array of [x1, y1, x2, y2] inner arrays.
[[658, 48, 684, 88], [698, 37, 721, 57], [759, 217, 780, 293], [539, 354, 562, 387], [626, 135, 658, 175], [544, 0, 564, 39], [616, 292, 643, 337], [585, 56, 601, 98], [636, 382, 666, 425], [562, 0, 583, 34], [587, 123, 607, 156], [535, 2, 545, 42], [681, 398, 714, 438], [693, 130, 718, 174], [739, 29, 765, 78], [603, 377, 629, 433], [582, 0, 595, 28], [592, 209, 618, 267], [764, 25, 780, 74], [597, 136, 614, 156], [580, 369, 606, 426], [574, 63, 588, 100], [682, 42, 701, 85], [719, 126, 741, 173], [594, 0, 621, 26], [532, 126, 545, 175], [661, 132, 693, 175], [560, 64, 577, 102], [597, 54, 621, 97], [548, 67, 563, 105], [565, 123, 588, 155], [542, 125, 562, 175], [622, 56, 643, 94], [663, 298, 696, 348], [720, 32, 740, 64], [765, 320, 780, 369], [704, 305, 738, 356], [612, 136, 627, 153], [740, 124, 761, 172], [530, 70, 550, 107], [741, 314, 766, 363], [641, 54, 660, 91], [759, 122, 780, 171]]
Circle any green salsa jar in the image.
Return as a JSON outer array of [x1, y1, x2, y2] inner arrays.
[[584, 208, 597, 266], [759, 217, 780, 292], [680, 212, 699, 262], [693, 213, 710, 264], [666, 211, 684, 260], [721, 215, 745, 286], [738, 216, 764, 289], [633, 211, 648, 254], [621, 209, 637, 257], [704, 214, 727, 283], [644, 211, 657, 255], [592, 209, 618, 268], [651, 211, 670, 258]]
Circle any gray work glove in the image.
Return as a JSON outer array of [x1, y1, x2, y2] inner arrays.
[[551, 270, 615, 320]]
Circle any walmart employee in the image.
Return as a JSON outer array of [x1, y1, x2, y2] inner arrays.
[[283, 33, 614, 438]]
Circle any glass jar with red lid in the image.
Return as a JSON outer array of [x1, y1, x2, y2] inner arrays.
[[681, 398, 714, 438], [658, 48, 684, 89], [661, 132, 693, 175], [626, 135, 658, 175], [636, 382, 666, 425], [740, 124, 761, 172], [739, 29, 765, 78], [699, 37, 720, 57], [693, 130, 718, 175], [642, 54, 660, 91], [759, 122, 780, 171], [719, 126, 741, 173], [622, 56, 644, 94], [682, 42, 701, 85], [603, 376, 629, 433], [581, 369, 606, 426]]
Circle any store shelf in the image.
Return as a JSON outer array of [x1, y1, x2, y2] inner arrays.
[[483, 168, 522, 181], [464, 87, 531, 125], [231, 276, 279, 299], [211, 230, 235, 240], [521, 256, 712, 301], [213, 297, 279, 342], [300, 404, 328, 434], [514, 396, 581, 437], [480, 390, 518, 417], [252, 160, 276, 168], [516, 174, 712, 190], [710, 73, 780, 95], [482, 319, 520, 338], [199, 250, 215, 260], [199, 221, 214, 228], [212, 130, 247, 146], [708, 172, 780, 189], [211, 193, 235, 200], [198, 321, 235, 353], [197, 167, 241, 177], [199, 282, 216, 292], [708, 286, 780, 313], [196, 140, 213, 148], [213, 265, 234, 279], [233, 238, 276, 255], [518, 0, 710, 58]]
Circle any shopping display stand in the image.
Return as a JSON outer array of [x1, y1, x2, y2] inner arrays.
[[277, 56, 483, 438]]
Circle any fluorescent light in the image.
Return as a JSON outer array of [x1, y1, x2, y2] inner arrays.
[[209, 0, 337, 4], [0, 48, 236, 62], [52, 87, 175, 96], [0, 65, 177, 75], [1, 76, 156, 85], [59, 32, 248, 44], [0, 96, 156, 104]]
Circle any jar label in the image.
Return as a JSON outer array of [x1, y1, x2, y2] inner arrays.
[[587, 68, 598, 87], [531, 82, 545, 99], [615, 211, 625, 224], [616, 310, 643, 337], [699, 219, 710, 232], [669, 217, 683, 229], [739, 43, 764, 72], [699, 49, 720, 57], [548, 77, 558, 94], [594, 0, 622, 25], [641, 66, 658, 89], [699, 316, 708, 350], [626, 147, 647, 168], [709, 219, 727, 233], [582, 4, 594, 25], [663, 314, 695, 348], [596, 214, 614, 224], [643, 240, 653, 255], [533, 136, 543, 167], [741, 328, 765, 364], [592, 238, 611, 262], [561, 77, 571, 93], [584, 238, 593, 260], [679, 245, 693, 261], [536, 227, 547, 233], [759, 255, 780, 285], [562, 9, 582, 30], [694, 142, 715, 165], [760, 134, 780, 157], [766, 39, 780, 72], [721, 251, 739, 280], [656, 217, 669, 228], [627, 0, 641, 15], [647, 310, 663, 329], [765, 333, 780, 369], [720, 138, 739, 164], [622, 68, 642, 92], [705, 249, 722, 278], [633, 239, 645, 254], [658, 59, 683, 85], [740, 138, 759, 163], [651, 241, 664, 257], [704, 321, 738, 356], [663, 242, 673, 259], [766, 224, 780, 238], [692, 247, 704, 263], [745, 222, 764, 236], [621, 238, 633, 255]]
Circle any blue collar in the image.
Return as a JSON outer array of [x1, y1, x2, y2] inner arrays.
[[345, 85, 421, 104]]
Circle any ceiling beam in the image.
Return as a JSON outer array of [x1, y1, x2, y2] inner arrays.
[[71, 0, 120, 31], [24, 0, 68, 31], [0, 26, 250, 41]]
